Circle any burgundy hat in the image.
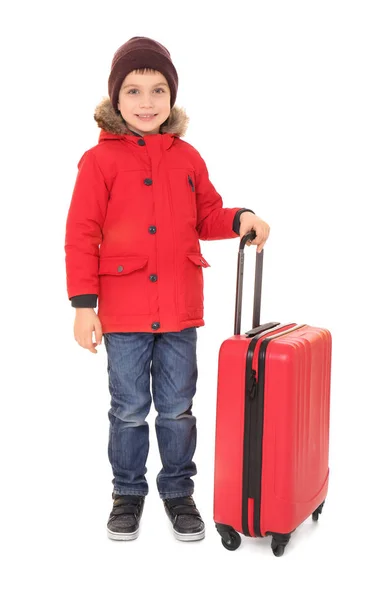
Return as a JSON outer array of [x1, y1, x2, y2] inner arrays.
[[108, 36, 178, 112]]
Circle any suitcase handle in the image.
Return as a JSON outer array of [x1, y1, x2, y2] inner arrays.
[[234, 231, 263, 335]]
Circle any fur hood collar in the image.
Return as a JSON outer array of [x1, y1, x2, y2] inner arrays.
[[94, 97, 189, 138]]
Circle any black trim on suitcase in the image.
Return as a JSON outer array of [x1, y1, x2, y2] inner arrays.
[[242, 324, 305, 537], [250, 325, 306, 538], [241, 323, 282, 536], [245, 322, 280, 339]]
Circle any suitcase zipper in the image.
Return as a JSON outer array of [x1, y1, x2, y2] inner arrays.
[[241, 323, 283, 537], [244, 324, 305, 538]]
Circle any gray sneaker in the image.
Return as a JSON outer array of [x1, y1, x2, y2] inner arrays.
[[107, 494, 145, 541], [163, 496, 205, 541]]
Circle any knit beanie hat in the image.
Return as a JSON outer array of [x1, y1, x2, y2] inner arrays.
[[108, 36, 178, 112]]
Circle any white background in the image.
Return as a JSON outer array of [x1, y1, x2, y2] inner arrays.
[[1, 0, 381, 597]]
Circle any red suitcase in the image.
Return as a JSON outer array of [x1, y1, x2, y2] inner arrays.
[[213, 232, 332, 556]]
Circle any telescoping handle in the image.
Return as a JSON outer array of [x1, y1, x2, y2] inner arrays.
[[234, 231, 264, 335]]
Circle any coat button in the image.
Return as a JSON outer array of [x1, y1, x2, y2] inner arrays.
[[148, 226, 157, 234], [149, 274, 158, 282], [151, 322, 160, 330], [137, 139, 146, 146], [144, 178, 153, 186], [117, 265, 124, 272]]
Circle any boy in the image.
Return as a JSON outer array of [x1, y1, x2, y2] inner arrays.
[[65, 36, 270, 542]]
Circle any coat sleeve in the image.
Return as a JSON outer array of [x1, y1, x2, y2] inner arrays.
[[64, 150, 109, 303], [194, 154, 254, 241]]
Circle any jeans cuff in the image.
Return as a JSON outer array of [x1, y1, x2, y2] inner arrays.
[[159, 490, 194, 500], [113, 488, 148, 497]]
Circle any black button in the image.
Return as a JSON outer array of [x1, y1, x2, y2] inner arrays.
[[149, 274, 158, 282], [151, 322, 160, 330], [148, 226, 157, 234], [144, 178, 153, 186], [137, 139, 145, 146], [117, 265, 124, 272]]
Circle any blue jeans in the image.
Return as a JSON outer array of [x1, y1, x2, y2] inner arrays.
[[103, 328, 198, 499]]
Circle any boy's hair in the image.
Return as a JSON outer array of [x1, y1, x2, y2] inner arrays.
[[108, 36, 178, 113], [133, 67, 157, 75]]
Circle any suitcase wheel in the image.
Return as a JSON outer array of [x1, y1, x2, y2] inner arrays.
[[270, 533, 291, 557], [221, 529, 241, 552], [215, 523, 242, 551], [312, 501, 325, 522], [271, 544, 285, 557]]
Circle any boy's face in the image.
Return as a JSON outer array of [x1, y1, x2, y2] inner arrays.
[[118, 70, 171, 136]]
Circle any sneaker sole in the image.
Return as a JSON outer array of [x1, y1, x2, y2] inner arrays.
[[173, 527, 205, 542], [107, 526, 139, 541]]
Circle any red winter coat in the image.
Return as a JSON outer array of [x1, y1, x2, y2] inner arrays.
[[65, 98, 253, 333]]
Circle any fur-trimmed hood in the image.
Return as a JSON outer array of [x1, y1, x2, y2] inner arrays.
[[94, 97, 189, 138]]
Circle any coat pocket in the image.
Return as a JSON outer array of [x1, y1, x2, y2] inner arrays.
[[186, 253, 210, 268], [98, 255, 150, 316], [187, 173, 197, 220], [168, 168, 197, 221], [99, 255, 149, 276], [182, 253, 211, 311]]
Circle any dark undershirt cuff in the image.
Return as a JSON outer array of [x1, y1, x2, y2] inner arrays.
[[70, 294, 98, 308], [232, 208, 255, 235]]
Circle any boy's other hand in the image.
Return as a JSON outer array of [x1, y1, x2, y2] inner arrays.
[[74, 308, 103, 354], [239, 213, 270, 253]]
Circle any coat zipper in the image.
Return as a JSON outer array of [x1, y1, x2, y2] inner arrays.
[[188, 174, 195, 192]]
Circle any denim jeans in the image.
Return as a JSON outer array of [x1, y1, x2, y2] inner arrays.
[[103, 327, 198, 499]]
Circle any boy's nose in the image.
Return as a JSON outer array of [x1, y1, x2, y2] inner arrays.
[[139, 96, 154, 107]]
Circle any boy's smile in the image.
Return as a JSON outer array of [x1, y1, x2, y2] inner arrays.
[[118, 69, 171, 136]]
